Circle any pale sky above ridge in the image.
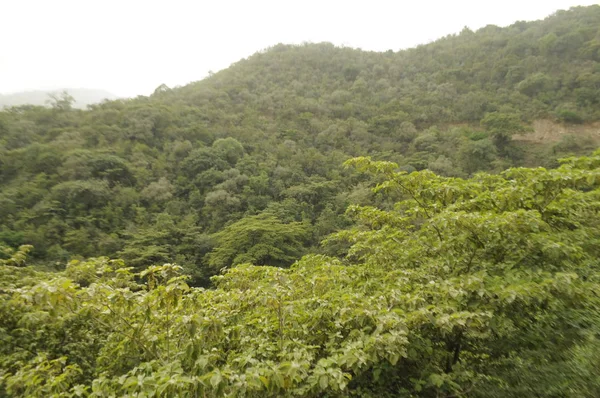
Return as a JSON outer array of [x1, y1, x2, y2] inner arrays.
[[1, 0, 597, 98]]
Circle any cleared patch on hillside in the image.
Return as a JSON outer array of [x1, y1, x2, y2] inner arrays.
[[513, 120, 600, 144]]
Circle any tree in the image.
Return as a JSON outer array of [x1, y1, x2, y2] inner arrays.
[[207, 213, 309, 269], [480, 112, 526, 153], [212, 137, 245, 166], [516, 73, 552, 97], [46, 91, 75, 111], [336, 153, 600, 395], [180, 147, 228, 178]]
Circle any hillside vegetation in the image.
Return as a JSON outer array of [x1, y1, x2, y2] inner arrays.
[[1, 6, 599, 281], [1, 6, 600, 396]]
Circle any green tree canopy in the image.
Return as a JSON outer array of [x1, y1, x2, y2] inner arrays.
[[1, 151, 600, 396], [207, 213, 309, 269]]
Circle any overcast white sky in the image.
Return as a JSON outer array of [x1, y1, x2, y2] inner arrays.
[[0, 0, 597, 98]]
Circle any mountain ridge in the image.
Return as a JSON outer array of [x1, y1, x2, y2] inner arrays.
[[145, 4, 599, 131]]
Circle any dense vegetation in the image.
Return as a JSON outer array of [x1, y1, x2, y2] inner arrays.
[[1, 152, 600, 396], [1, 6, 599, 282], [1, 5, 600, 396]]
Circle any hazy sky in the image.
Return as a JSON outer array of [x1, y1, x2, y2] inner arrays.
[[1, 0, 597, 98]]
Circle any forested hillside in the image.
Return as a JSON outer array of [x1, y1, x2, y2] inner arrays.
[[1, 6, 599, 285], [1, 4, 600, 397]]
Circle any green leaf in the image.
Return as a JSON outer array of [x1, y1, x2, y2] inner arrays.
[[210, 372, 222, 388], [319, 375, 328, 390]]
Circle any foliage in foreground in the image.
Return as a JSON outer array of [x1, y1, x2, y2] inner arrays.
[[1, 151, 600, 397]]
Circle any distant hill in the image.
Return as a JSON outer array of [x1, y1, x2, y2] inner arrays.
[[0, 88, 118, 109]]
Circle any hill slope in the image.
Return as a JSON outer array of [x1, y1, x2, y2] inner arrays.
[[0, 5, 599, 284], [173, 5, 600, 124]]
